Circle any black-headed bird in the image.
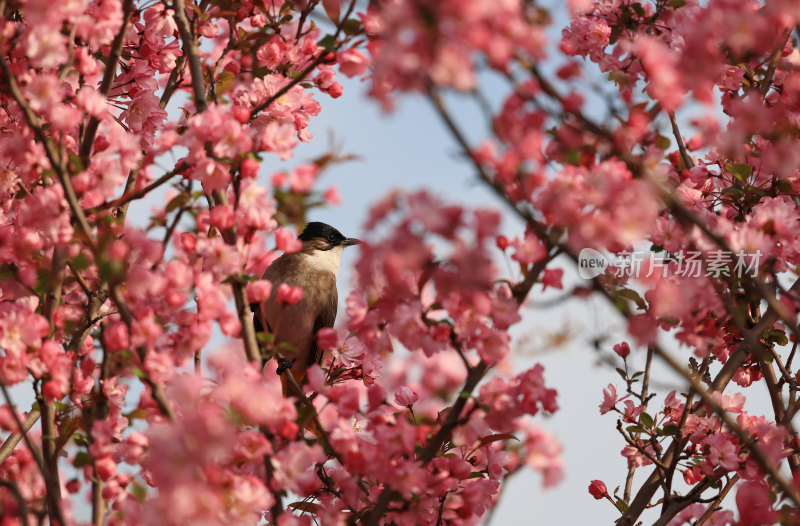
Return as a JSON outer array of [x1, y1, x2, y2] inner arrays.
[[251, 222, 360, 393]]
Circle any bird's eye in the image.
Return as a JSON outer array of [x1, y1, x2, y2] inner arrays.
[[327, 233, 337, 242]]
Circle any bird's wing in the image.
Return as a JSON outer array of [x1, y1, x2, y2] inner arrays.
[[310, 279, 338, 366]]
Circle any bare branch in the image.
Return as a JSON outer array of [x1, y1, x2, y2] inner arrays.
[[0, 407, 40, 464], [172, 0, 208, 112]]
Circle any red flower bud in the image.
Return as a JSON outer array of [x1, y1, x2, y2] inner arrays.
[[588, 479, 607, 500], [613, 342, 631, 358]]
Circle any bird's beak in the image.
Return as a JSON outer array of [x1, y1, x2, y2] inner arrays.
[[341, 238, 361, 247]]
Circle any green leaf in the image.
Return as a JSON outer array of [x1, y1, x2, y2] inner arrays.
[[124, 408, 149, 421], [73, 451, 92, 468], [616, 367, 627, 381], [721, 186, 745, 199], [131, 482, 147, 502], [667, 0, 687, 7], [69, 252, 91, 272], [626, 425, 645, 434], [631, 3, 645, 16], [256, 331, 275, 344], [725, 162, 753, 183], [132, 367, 147, 379], [68, 154, 84, 174], [33, 268, 51, 297], [562, 149, 581, 165], [767, 328, 789, 347], [615, 288, 647, 310], [165, 193, 188, 213], [640, 412, 654, 429], [660, 424, 679, 436], [318, 35, 336, 51], [341, 19, 362, 36], [774, 178, 793, 194], [654, 135, 671, 150], [216, 71, 236, 94], [616, 499, 629, 512], [477, 433, 519, 448]]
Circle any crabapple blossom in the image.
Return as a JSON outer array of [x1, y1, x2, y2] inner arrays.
[[589, 480, 608, 500]]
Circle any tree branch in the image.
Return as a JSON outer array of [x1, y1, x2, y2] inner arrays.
[[172, 0, 208, 112], [79, 0, 134, 163], [0, 407, 40, 464]]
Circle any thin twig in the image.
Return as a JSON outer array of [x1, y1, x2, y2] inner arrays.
[[0, 408, 40, 464], [79, 0, 134, 162], [693, 475, 739, 526], [0, 51, 94, 241], [249, 0, 357, 119], [668, 111, 693, 169], [172, 0, 208, 112], [84, 163, 186, 216]]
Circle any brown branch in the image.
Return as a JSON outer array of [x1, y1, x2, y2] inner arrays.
[[668, 111, 693, 169], [249, 0, 357, 119], [0, 407, 40, 464], [364, 361, 489, 525], [39, 397, 62, 520], [211, 191, 261, 363], [159, 56, 186, 109], [79, 0, 134, 162], [653, 344, 800, 506], [427, 73, 800, 526], [693, 475, 739, 526], [759, 29, 792, 98], [712, 278, 800, 392], [172, 0, 208, 112], [84, 163, 186, 216], [0, 384, 65, 526], [0, 51, 95, 244], [108, 286, 177, 421]]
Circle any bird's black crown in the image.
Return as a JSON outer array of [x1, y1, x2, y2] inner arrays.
[[298, 222, 346, 245]]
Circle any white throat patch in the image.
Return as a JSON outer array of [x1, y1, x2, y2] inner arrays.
[[304, 245, 344, 274]]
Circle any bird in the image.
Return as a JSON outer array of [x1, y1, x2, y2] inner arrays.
[[251, 222, 360, 394]]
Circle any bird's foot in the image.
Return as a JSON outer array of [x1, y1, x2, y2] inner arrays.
[[276, 357, 296, 375]]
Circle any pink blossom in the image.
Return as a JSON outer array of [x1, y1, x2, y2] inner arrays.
[[337, 48, 371, 77], [288, 164, 318, 193], [394, 386, 419, 407], [631, 35, 684, 112], [736, 481, 777, 526], [541, 268, 563, 291], [510, 232, 546, 265], [276, 283, 304, 305], [246, 280, 273, 303], [703, 433, 740, 471], [275, 227, 302, 253], [316, 327, 338, 350], [599, 383, 625, 415], [324, 185, 342, 205]]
